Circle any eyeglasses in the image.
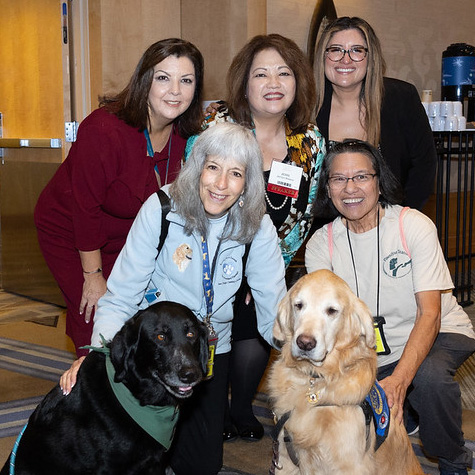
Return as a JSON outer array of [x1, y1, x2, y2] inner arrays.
[[328, 173, 378, 188], [325, 46, 368, 62]]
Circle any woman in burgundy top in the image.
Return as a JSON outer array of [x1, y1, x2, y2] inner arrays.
[[34, 38, 204, 356]]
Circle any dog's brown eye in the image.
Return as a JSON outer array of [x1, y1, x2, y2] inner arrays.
[[327, 307, 338, 317], [157, 334, 165, 341], [186, 331, 195, 338], [294, 302, 303, 311]]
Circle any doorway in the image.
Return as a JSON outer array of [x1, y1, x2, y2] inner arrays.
[[0, 0, 73, 306]]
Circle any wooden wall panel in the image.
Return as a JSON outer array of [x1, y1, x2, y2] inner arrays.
[[87, 0, 181, 107], [0, 0, 65, 138], [422, 192, 475, 261], [267, 0, 475, 101], [81, 0, 475, 115], [181, 0, 266, 100]]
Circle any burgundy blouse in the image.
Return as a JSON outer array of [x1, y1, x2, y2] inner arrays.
[[35, 107, 186, 258]]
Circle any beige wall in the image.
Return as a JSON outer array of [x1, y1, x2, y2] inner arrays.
[[268, 0, 475, 101], [84, 0, 475, 110], [87, 0, 182, 110], [181, 0, 266, 100]]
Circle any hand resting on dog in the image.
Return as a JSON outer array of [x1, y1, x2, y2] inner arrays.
[[60, 356, 85, 395]]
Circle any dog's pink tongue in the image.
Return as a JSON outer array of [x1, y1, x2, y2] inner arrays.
[[180, 386, 192, 392]]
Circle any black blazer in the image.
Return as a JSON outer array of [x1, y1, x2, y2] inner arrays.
[[316, 77, 437, 210]]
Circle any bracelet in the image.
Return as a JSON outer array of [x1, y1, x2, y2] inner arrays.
[[83, 268, 102, 275]]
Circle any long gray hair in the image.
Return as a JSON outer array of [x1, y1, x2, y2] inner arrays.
[[170, 123, 266, 243]]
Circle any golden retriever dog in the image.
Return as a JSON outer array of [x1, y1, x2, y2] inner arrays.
[[268, 270, 423, 475]]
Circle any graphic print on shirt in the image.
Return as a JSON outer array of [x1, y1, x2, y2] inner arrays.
[[173, 244, 193, 271], [382, 250, 412, 278], [219, 256, 239, 283]]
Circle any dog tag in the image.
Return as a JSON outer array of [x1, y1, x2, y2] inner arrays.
[[306, 378, 321, 405]]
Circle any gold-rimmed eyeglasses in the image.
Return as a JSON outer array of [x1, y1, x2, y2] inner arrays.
[[325, 46, 368, 62], [328, 173, 378, 189]]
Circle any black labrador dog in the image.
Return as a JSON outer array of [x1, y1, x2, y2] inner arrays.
[[1, 301, 209, 475]]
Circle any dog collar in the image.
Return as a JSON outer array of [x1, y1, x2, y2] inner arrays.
[[83, 342, 179, 450]]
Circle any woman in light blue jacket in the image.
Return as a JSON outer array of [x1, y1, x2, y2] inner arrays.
[[61, 123, 286, 475]]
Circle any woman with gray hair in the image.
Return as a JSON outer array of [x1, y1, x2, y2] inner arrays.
[[60, 122, 287, 475], [201, 33, 325, 442]]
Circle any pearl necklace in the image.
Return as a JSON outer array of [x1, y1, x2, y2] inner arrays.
[[264, 191, 289, 210]]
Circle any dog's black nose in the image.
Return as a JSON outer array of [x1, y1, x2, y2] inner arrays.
[[179, 367, 201, 383], [296, 334, 316, 352]]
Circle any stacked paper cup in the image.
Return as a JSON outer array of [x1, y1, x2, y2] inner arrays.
[[421, 99, 466, 131]]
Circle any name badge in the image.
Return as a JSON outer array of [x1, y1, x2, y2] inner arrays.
[[267, 161, 303, 199], [373, 316, 391, 355]]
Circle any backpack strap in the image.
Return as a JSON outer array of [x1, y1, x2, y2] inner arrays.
[[399, 207, 411, 258], [242, 242, 251, 273], [157, 189, 171, 253], [327, 222, 333, 260]]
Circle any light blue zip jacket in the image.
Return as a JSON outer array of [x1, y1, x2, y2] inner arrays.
[[91, 189, 287, 354]]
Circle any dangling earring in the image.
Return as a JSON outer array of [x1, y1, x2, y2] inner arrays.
[[238, 195, 244, 208]]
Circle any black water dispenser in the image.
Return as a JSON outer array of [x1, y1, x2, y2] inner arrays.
[[441, 43, 475, 121]]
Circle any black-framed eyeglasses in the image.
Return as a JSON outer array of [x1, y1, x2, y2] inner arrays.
[[325, 46, 368, 62], [328, 173, 378, 188]]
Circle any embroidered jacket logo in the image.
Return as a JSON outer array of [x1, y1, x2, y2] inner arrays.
[[221, 257, 238, 280], [383, 250, 412, 278]]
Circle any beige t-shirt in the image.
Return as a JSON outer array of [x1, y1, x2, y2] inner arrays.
[[306, 205, 475, 367]]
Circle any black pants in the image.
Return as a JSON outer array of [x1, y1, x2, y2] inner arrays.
[[169, 353, 230, 475], [377, 333, 475, 472]]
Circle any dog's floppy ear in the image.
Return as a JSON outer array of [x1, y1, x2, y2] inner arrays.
[[110, 311, 145, 382], [352, 297, 376, 349], [273, 289, 293, 343]]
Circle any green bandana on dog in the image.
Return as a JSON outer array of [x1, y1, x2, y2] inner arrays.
[[83, 341, 179, 450]]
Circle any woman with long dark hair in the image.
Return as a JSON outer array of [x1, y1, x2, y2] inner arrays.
[[34, 38, 204, 356]]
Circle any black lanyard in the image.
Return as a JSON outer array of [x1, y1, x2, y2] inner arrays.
[[346, 206, 381, 317]]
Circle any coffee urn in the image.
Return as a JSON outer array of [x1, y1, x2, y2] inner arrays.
[[441, 43, 475, 121]]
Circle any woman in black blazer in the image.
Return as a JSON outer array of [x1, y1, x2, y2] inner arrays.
[[314, 16, 436, 211]]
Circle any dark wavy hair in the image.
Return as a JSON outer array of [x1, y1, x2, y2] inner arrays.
[[99, 38, 204, 138], [226, 34, 316, 134], [312, 139, 403, 219]]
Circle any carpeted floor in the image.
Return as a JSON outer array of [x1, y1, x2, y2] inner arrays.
[[0, 289, 62, 327], [1, 291, 475, 474]]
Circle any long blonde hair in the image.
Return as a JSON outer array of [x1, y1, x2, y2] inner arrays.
[[314, 17, 386, 146]]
